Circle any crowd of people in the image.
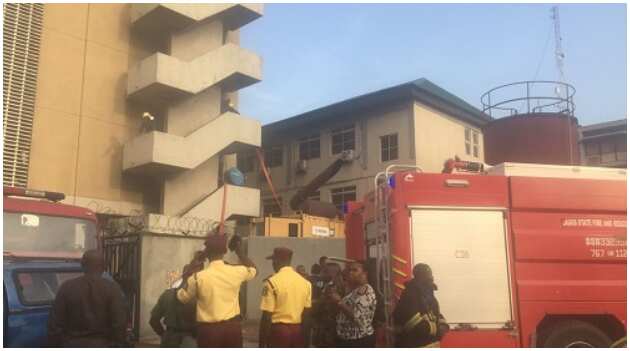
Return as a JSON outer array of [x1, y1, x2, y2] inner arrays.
[[46, 233, 449, 348]]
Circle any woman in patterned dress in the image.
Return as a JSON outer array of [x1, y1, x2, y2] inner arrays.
[[329, 261, 377, 347]]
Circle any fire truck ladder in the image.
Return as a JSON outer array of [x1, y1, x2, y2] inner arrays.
[[373, 164, 423, 346]]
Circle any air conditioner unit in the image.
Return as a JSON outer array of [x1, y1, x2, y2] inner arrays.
[[296, 160, 308, 174]]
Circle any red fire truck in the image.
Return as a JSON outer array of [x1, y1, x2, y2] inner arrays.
[[3, 187, 99, 257], [3, 187, 100, 347], [345, 162, 627, 347]]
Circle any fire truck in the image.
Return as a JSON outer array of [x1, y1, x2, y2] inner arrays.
[[3, 187, 99, 257], [345, 162, 627, 347], [3, 187, 99, 347]]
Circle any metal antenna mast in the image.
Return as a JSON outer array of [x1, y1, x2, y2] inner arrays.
[[551, 5, 575, 164], [551, 6, 566, 84]]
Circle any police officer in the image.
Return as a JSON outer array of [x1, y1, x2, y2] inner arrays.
[[259, 247, 312, 348], [393, 263, 449, 347]]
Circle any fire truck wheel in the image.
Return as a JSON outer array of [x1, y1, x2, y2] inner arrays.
[[542, 320, 612, 348]]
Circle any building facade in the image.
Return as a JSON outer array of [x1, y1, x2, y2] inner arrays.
[[238, 79, 491, 216], [3, 3, 262, 224], [579, 119, 627, 168], [3, 4, 264, 340]]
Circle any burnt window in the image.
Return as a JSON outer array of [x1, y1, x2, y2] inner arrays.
[[299, 134, 321, 160], [264, 146, 283, 168], [331, 125, 355, 155], [380, 134, 398, 162], [330, 186, 356, 212]]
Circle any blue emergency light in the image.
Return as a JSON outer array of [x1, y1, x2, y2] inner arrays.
[[388, 175, 396, 188]]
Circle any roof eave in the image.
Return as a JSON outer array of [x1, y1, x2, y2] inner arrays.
[[262, 85, 412, 140], [262, 81, 491, 141], [411, 87, 491, 128]]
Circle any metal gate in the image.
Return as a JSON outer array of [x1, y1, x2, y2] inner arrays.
[[103, 234, 141, 340]]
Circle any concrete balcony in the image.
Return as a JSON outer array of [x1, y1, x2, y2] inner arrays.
[[127, 43, 262, 104], [131, 4, 263, 34], [183, 184, 260, 219], [123, 112, 261, 175]]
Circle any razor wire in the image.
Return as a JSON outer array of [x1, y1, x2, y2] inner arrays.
[[86, 199, 231, 238]]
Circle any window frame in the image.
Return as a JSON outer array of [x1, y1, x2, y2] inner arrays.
[[330, 186, 357, 212], [465, 127, 480, 158], [298, 134, 321, 161], [263, 145, 283, 168], [380, 133, 399, 162], [331, 125, 356, 155], [13, 269, 83, 306]]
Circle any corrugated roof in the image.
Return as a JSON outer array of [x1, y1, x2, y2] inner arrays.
[[579, 118, 627, 132], [579, 118, 627, 141], [262, 78, 491, 139]]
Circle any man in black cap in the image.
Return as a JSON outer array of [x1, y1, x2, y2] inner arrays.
[[259, 247, 312, 348], [47, 250, 128, 347], [393, 263, 449, 347]]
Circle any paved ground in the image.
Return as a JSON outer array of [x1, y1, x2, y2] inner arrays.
[[134, 320, 260, 348], [242, 320, 260, 347]]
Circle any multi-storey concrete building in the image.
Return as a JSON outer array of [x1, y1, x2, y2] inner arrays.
[[238, 79, 491, 216], [4, 3, 262, 222], [3, 3, 263, 339], [579, 119, 627, 168]]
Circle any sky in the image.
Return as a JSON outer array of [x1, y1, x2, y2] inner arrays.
[[239, 3, 627, 126]]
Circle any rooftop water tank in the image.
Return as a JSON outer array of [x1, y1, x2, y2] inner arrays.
[[481, 81, 580, 166]]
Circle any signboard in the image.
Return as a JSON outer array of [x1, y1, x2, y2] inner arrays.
[[312, 226, 332, 237]]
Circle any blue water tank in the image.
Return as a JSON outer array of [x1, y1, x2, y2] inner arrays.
[[225, 167, 245, 186]]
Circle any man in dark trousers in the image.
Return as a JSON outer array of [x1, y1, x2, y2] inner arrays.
[[259, 247, 312, 348], [47, 250, 128, 347], [312, 262, 345, 347], [393, 263, 449, 347], [177, 234, 257, 347], [150, 262, 201, 347]]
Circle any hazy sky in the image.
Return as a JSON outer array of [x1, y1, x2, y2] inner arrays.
[[239, 3, 626, 126]]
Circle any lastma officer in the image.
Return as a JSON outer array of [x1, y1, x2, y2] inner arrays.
[[259, 247, 312, 347]]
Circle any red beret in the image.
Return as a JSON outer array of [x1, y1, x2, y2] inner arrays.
[[266, 247, 293, 261], [205, 234, 227, 255]]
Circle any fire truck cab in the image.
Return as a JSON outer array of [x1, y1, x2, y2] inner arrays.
[[3, 187, 98, 257], [345, 163, 627, 347], [3, 187, 99, 347]]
